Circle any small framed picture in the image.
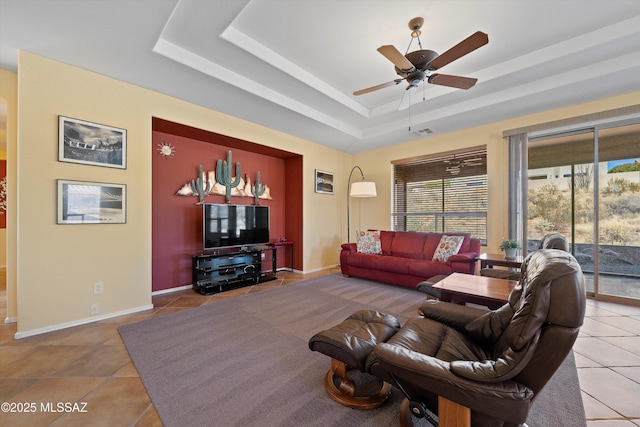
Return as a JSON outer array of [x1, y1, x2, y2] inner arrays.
[[57, 180, 126, 224], [315, 169, 334, 194], [58, 116, 127, 169]]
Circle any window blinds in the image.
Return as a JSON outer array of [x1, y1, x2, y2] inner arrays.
[[392, 147, 488, 243]]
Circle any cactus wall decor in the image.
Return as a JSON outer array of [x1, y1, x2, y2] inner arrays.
[[189, 164, 212, 204], [175, 151, 273, 202], [251, 171, 266, 205], [176, 171, 272, 201], [215, 150, 241, 203]]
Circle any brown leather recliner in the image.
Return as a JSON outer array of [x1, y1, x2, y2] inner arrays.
[[538, 233, 570, 251], [366, 249, 586, 427]]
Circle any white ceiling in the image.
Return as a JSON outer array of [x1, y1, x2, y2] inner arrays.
[[1, 0, 640, 153]]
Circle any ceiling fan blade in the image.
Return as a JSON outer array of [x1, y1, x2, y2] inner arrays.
[[428, 31, 488, 70], [377, 45, 415, 72], [353, 79, 403, 96], [398, 85, 418, 111], [428, 73, 478, 89]]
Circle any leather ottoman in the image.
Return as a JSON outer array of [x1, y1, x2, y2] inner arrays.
[[308, 310, 400, 409]]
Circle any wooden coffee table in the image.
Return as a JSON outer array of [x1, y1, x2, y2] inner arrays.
[[432, 273, 517, 309]]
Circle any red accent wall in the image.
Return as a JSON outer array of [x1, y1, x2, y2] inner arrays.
[[0, 160, 5, 229], [151, 119, 302, 292], [285, 156, 303, 269]]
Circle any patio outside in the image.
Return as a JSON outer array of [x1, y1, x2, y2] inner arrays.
[[528, 163, 640, 301]]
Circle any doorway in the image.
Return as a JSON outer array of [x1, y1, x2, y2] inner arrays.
[[527, 121, 640, 301]]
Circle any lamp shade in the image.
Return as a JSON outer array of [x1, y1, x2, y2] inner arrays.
[[350, 181, 377, 197]]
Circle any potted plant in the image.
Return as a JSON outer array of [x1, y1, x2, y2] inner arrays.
[[499, 239, 521, 259]]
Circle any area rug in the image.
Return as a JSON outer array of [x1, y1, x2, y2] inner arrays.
[[118, 274, 585, 427]]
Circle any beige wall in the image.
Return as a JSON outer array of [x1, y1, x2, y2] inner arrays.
[[7, 51, 640, 337], [351, 124, 508, 251], [13, 52, 349, 336], [351, 92, 640, 253], [0, 68, 17, 322]]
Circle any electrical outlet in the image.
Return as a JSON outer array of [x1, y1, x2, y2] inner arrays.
[[90, 303, 100, 315], [93, 282, 104, 294]]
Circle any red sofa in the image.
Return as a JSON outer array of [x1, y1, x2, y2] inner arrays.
[[340, 231, 480, 289]]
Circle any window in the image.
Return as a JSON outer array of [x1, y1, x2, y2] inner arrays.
[[392, 147, 487, 244]]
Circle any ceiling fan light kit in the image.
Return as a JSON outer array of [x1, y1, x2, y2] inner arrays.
[[413, 128, 433, 137], [354, 17, 488, 111], [443, 155, 484, 175]]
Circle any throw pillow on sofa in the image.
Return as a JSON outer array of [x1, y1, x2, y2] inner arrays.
[[356, 230, 382, 254], [433, 235, 465, 262]]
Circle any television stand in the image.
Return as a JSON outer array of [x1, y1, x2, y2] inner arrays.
[[191, 246, 277, 295]]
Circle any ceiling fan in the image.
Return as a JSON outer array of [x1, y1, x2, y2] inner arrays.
[[443, 155, 483, 175], [353, 17, 488, 110]]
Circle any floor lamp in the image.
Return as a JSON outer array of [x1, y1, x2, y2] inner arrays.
[[347, 166, 377, 243]]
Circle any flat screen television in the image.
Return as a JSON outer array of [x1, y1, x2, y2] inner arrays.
[[203, 204, 270, 250]]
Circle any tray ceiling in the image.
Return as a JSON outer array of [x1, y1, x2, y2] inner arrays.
[[1, 0, 639, 153]]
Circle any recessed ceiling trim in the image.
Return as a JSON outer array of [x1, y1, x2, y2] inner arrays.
[[152, 37, 363, 139], [363, 50, 640, 139], [481, 14, 640, 80], [220, 25, 371, 118]]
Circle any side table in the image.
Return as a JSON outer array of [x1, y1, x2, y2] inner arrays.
[[477, 253, 523, 281], [477, 253, 523, 269]]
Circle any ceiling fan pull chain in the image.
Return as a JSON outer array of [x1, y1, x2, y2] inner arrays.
[[408, 95, 412, 132]]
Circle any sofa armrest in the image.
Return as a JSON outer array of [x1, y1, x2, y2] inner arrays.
[[448, 251, 479, 274], [340, 243, 358, 276], [341, 243, 357, 253], [447, 251, 478, 263]]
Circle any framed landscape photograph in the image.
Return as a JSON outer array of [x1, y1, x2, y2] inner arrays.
[[315, 169, 334, 194], [58, 116, 127, 169], [57, 180, 126, 224]]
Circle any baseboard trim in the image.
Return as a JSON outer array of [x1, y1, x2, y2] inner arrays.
[[303, 264, 339, 274], [4, 316, 17, 324], [152, 284, 192, 296], [13, 304, 154, 339]]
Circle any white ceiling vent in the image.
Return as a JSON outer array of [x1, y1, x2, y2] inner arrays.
[[413, 128, 433, 137]]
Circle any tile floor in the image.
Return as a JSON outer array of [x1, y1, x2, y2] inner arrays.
[[1, 268, 639, 426], [575, 298, 640, 426]]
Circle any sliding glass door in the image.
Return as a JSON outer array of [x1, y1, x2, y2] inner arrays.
[[527, 130, 595, 292], [525, 120, 640, 301], [596, 123, 640, 299]]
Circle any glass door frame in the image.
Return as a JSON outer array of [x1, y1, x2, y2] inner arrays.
[[509, 115, 640, 304]]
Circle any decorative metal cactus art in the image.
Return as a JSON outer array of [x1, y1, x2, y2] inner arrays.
[[252, 171, 266, 205], [190, 164, 211, 204], [215, 150, 241, 203]]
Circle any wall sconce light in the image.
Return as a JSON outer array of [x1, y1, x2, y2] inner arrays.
[[347, 166, 377, 243]]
